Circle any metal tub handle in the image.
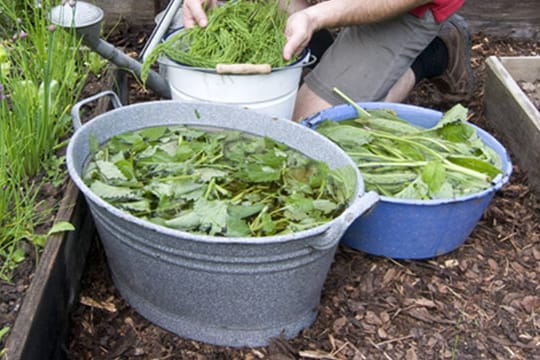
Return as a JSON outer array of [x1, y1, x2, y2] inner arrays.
[[310, 191, 379, 250], [71, 90, 123, 130]]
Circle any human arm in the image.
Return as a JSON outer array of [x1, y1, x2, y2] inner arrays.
[[283, 0, 432, 60]]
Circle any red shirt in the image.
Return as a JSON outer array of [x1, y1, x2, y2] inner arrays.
[[410, 0, 464, 23]]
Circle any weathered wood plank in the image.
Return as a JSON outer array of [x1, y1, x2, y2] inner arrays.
[[4, 182, 96, 360], [484, 56, 540, 195], [459, 1, 540, 40], [94, 0, 159, 25], [500, 56, 540, 82]]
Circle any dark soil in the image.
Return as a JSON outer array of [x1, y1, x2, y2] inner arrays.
[[1, 23, 539, 359], [518, 79, 540, 111], [65, 30, 540, 360]]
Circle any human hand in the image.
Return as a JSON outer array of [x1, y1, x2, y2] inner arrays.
[[182, 0, 218, 28], [283, 10, 316, 61]]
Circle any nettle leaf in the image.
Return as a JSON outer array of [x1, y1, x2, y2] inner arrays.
[[252, 149, 287, 168], [175, 142, 197, 161], [108, 132, 147, 154], [228, 203, 265, 219], [137, 145, 157, 159], [139, 125, 168, 141], [89, 134, 100, 155], [287, 161, 323, 185], [115, 159, 136, 180], [307, 161, 330, 188], [225, 217, 251, 237], [313, 199, 338, 214], [176, 126, 207, 140], [155, 179, 204, 199], [160, 141, 179, 156], [223, 134, 264, 161], [138, 147, 175, 163], [194, 168, 229, 182], [96, 160, 127, 181], [286, 193, 314, 220], [195, 198, 228, 235], [165, 211, 200, 230], [261, 213, 277, 235], [236, 163, 281, 183], [117, 199, 151, 213], [422, 161, 447, 194], [90, 180, 140, 200], [148, 182, 175, 198], [114, 130, 144, 145]]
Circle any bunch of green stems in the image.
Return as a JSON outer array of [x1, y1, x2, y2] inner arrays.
[[142, 0, 293, 80], [0, 0, 92, 280]]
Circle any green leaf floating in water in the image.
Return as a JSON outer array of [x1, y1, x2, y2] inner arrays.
[[83, 125, 356, 237]]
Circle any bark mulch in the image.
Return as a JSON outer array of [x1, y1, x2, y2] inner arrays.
[[65, 31, 540, 360], [0, 23, 537, 359]]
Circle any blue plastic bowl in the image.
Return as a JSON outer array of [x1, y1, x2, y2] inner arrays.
[[303, 102, 512, 259]]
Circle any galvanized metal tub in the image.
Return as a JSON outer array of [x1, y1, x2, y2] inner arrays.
[[66, 92, 378, 347]]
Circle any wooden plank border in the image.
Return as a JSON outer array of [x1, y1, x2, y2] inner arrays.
[[4, 181, 95, 360], [484, 56, 540, 195]]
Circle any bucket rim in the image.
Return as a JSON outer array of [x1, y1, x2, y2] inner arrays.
[[302, 101, 513, 206], [66, 100, 369, 246]]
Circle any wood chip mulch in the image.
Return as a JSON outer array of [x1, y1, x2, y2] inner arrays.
[[60, 30, 540, 360], [0, 19, 537, 360]]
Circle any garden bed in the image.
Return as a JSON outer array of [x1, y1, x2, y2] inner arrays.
[[485, 55, 540, 195], [1, 27, 538, 360], [65, 32, 539, 359], [3, 183, 95, 360]]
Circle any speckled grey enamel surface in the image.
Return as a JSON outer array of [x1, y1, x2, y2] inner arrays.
[[67, 98, 378, 347]]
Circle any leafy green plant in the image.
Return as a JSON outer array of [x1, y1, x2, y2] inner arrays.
[[83, 126, 356, 237], [31, 221, 75, 248], [0, 326, 9, 349], [0, 0, 93, 280], [315, 89, 503, 200]]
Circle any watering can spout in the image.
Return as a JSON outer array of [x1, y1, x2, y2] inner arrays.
[[49, 1, 171, 99], [87, 37, 171, 99]]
